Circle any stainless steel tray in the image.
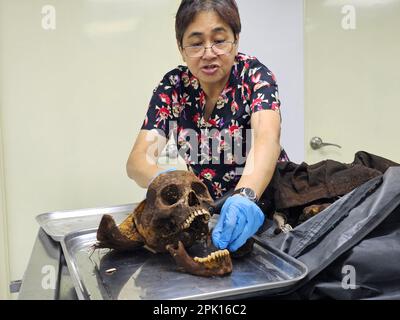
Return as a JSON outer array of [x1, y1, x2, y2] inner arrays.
[[62, 228, 308, 300], [36, 204, 136, 241]]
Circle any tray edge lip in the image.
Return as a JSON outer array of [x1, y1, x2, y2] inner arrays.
[[36, 203, 136, 241]]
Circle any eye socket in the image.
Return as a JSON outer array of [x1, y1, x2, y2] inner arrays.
[[160, 184, 182, 205], [191, 182, 207, 195]]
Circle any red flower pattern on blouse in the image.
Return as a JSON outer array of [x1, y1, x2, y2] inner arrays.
[[142, 53, 289, 199]]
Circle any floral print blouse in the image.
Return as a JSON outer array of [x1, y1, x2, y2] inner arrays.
[[141, 52, 289, 199]]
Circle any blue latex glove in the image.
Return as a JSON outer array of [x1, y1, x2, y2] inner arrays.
[[148, 167, 177, 186], [212, 195, 265, 252]]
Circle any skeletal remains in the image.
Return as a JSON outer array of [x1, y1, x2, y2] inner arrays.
[[95, 170, 233, 277]]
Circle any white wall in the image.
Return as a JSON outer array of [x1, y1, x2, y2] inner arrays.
[[236, 0, 305, 163], [0, 126, 10, 299], [0, 0, 11, 300], [0, 0, 181, 287], [304, 0, 400, 164]]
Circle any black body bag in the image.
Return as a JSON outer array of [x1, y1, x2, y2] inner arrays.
[[255, 167, 400, 299]]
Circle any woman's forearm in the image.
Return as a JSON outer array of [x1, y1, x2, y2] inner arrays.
[[235, 136, 281, 199]]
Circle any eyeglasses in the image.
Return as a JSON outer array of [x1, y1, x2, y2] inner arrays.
[[183, 41, 236, 58]]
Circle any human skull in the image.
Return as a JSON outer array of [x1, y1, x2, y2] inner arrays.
[[135, 170, 214, 252], [95, 170, 232, 277]]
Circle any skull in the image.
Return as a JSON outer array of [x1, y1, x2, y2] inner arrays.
[[135, 170, 214, 252], [95, 170, 233, 277]]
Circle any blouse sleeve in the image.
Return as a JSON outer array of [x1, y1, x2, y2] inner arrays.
[[141, 69, 181, 139], [247, 60, 281, 117]]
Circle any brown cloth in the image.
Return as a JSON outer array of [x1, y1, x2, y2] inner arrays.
[[263, 151, 399, 211]]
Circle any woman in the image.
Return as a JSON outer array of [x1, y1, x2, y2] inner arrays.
[[126, 0, 289, 252]]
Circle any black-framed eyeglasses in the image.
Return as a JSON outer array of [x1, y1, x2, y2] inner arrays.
[[183, 41, 236, 58]]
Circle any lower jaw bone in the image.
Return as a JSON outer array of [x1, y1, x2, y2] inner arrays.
[[166, 241, 232, 277]]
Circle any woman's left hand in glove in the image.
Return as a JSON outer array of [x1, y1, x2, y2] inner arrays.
[[211, 195, 265, 252]]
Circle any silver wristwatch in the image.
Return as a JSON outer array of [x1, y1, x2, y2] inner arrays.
[[233, 187, 258, 203]]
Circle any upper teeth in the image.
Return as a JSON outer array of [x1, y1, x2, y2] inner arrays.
[[181, 209, 211, 230]]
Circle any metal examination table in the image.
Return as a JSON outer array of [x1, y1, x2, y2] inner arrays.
[[17, 204, 308, 300]]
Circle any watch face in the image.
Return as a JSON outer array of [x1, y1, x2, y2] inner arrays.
[[242, 188, 256, 201]]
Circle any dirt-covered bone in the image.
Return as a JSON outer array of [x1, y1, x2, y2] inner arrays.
[[95, 170, 233, 277]]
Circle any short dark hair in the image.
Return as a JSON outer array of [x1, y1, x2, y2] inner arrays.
[[175, 0, 241, 47]]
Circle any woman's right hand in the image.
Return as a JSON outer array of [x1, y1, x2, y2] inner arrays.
[[126, 130, 168, 187]]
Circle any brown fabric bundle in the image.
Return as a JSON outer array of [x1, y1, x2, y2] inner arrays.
[[265, 151, 399, 211]]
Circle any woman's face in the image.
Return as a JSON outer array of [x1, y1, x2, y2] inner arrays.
[[179, 11, 239, 91]]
